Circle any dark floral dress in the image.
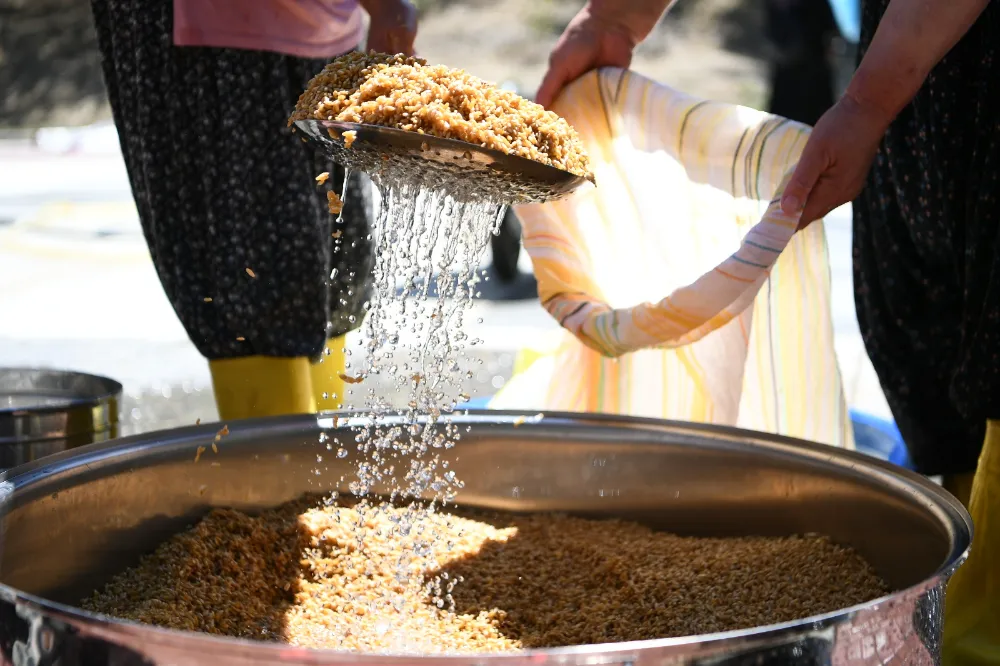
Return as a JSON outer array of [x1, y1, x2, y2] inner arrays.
[[854, 0, 1000, 475]]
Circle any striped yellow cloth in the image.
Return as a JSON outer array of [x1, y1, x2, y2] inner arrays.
[[491, 68, 852, 448]]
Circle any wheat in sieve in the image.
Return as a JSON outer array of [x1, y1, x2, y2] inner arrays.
[[294, 120, 595, 205]]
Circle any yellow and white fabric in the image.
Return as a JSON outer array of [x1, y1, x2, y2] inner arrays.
[[490, 68, 852, 448]]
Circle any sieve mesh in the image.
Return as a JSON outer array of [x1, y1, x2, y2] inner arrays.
[[294, 120, 594, 205]]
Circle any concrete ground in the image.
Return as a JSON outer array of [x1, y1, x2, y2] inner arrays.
[[0, 122, 891, 435]]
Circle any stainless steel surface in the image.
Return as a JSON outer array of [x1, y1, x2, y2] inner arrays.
[[293, 120, 594, 205], [0, 411, 971, 665], [0, 367, 121, 469]]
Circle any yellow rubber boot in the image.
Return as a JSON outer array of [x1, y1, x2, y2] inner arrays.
[[209, 356, 316, 421], [310, 336, 348, 411], [943, 419, 1000, 666], [944, 473, 976, 511]]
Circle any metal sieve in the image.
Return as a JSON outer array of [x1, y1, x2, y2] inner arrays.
[[294, 120, 595, 204]]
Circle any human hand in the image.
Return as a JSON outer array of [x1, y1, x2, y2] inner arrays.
[[535, 6, 636, 109], [363, 0, 418, 56], [779, 94, 891, 228]]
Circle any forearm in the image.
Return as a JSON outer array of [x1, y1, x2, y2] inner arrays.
[[587, 0, 678, 45], [846, 0, 989, 125]]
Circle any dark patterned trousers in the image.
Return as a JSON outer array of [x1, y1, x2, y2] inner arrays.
[[89, 0, 373, 361], [854, 0, 1000, 475]]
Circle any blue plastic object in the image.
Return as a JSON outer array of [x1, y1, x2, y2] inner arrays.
[[461, 397, 492, 410], [850, 409, 914, 469], [827, 0, 861, 43]]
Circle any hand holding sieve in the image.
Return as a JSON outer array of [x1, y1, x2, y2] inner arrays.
[[294, 120, 595, 205]]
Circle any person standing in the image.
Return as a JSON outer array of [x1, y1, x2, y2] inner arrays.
[[89, 0, 417, 419], [780, 2, 999, 658], [763, 0, 838, 127], [536, 0, 999, 662]]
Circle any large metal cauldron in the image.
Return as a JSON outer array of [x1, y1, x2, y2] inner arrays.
[[0, 411, 971, 665]]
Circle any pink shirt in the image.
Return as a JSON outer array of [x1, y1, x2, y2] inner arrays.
[[173, 0, 365, 59]]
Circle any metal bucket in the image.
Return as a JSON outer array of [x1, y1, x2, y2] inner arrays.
[[0, 367, 121, 469], [0, 411, 971, 665]]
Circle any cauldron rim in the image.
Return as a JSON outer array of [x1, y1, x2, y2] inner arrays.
[[0, 411, 973, 663]]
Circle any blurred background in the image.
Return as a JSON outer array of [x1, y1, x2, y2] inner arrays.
[[0, 0, 883, 435]]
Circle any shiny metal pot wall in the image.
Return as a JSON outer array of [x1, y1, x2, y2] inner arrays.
[[0, 368, 121, 470], [0, 411, 972, 665]]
